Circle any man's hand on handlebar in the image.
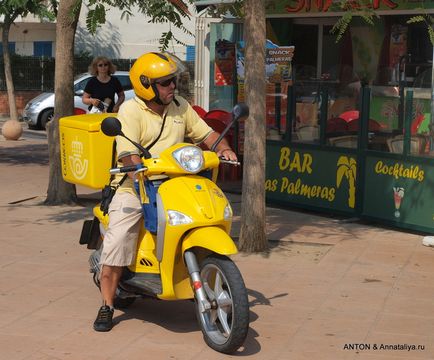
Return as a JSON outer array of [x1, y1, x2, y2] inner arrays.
[[217, 148, 237, 162], [203, 131, 238, 162]]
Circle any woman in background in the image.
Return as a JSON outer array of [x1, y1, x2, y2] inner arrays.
[[82, 56, 125, 113]]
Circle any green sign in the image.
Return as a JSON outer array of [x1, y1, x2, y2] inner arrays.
[[363, 155, 434, 231], [265, 0, 434, 15], [266, 143, 358, 214]]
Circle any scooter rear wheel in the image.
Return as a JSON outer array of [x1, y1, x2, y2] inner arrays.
[[196, 254, 249, 354]]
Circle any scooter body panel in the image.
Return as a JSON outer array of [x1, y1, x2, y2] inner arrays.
[[91, 175, 236, 301], [156, 176, 234, 300]]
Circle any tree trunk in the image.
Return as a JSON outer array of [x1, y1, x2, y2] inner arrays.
[[238, 0, 268, 252], [2, 18, 18, 121], [45, 0, 82, 205]]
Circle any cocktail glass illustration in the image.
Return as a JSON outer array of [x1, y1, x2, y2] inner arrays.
[[393, 187, 405, 218]]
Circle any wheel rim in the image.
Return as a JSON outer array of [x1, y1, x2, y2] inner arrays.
[[199, 263, 234, 345], [41, 111, 54, 129]]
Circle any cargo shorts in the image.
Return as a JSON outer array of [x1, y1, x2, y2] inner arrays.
[[99, 191, 143, 267]]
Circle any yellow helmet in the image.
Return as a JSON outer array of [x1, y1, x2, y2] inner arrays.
[[129, 52, 180, 101]]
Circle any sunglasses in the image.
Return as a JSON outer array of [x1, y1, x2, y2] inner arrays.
[[97, 63, 109, 67], [156, 77, 176, 87]]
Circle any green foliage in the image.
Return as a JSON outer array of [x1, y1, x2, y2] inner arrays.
[[84, 0, 194, 51], [331, 12, 353, 41], [0, 0, 55, 24], [331, 4, 434, 46], [205, 0, 244, 18], [331, 8, 378, 42], [159, 30, 189, 49], [86, 4, 106, 33], [407, 13, 434, 45]]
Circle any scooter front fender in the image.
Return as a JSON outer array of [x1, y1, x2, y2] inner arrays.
[[182, 226, 238, 256]]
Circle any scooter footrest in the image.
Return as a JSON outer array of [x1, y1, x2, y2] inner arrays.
[[121, 272, 162, 296]]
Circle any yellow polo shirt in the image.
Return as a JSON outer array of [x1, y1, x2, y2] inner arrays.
[[113, 96, 213, 192]]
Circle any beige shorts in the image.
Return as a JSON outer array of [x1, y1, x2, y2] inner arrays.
[[99, 191, 143, 267]]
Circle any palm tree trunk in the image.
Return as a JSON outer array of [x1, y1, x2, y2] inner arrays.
[[2, 18, 18, 121], [238, 0, 268, 252], [45, 0, 82, 205]]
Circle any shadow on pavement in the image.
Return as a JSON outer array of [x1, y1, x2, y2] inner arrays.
[[0, 143, 48, 165], [112, 287, 278, 356]]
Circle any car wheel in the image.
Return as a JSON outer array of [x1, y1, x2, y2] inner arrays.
[[40, 109, 54, 130], [28, 123, 39, 130]]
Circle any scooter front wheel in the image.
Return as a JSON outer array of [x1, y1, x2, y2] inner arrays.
[[196, 254, 249, 354]]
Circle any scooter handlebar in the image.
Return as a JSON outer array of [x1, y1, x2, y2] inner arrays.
[[219, 158, 241, 166], [109, 164, 144, 174]]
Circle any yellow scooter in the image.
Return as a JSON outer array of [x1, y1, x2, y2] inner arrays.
[[82, 104, 249, 354]]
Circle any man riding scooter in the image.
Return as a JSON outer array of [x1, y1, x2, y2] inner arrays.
[[94, 51, 237, 332]]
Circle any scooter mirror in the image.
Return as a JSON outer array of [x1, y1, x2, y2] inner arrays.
[[101, 117, 123, 137], [232, 103, 249, 121], [210, 103, 249, 152]]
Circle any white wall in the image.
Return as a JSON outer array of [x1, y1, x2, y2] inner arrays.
[[75, 5, 197, 60], [1, 22, 56, 56], [1, 5, 197, 60]]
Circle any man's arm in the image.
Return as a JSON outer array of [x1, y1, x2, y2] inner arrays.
[[203, 131, 238, 161], [120, 154, 142, 180]]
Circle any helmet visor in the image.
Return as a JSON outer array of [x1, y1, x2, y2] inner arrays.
[[151, 52, 186, 84]]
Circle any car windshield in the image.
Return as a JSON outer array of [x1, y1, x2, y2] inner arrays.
[[74, 73, 88, 81]]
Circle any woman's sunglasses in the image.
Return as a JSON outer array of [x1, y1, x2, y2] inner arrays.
[[156, 77, 176, 87], [97, 63, 109, 67]]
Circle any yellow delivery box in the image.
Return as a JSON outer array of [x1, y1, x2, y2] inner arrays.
[[60, 114, 115, 189]]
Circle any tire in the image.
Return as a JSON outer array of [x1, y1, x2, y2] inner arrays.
[[196, 254, 249, 354], [39, 109, 54, 130]]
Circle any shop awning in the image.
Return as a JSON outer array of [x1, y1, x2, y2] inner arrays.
[[194, 0, 236, 12]]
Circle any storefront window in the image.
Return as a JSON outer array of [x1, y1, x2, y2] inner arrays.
[[366, 15, 433, 156], [209, 22, 242, 112], [287, 14, 433, 154]]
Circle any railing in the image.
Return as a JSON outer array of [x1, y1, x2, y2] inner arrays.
[[0, 56, 195, 101]]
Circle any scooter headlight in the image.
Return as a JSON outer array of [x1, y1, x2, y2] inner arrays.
[[224, 203, 233, 220], [167, 210, 193, 226], [172, 146, 204, 173]]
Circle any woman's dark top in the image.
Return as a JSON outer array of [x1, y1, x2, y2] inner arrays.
[[84, 76, 123, 112]]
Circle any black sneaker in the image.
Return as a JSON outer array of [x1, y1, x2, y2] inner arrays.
[[93, 305, 114, 332]]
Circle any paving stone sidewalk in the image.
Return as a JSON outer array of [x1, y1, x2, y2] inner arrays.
[[1, 134, 434, 360]]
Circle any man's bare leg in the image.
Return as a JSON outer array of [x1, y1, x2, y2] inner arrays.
[[94, 265, 123, 331]]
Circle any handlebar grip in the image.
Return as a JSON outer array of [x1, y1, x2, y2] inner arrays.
[[109, 164, 143, 174], [219, 158, 241, 166]]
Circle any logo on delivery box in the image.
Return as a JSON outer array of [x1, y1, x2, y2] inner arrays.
[[69, 137, 88, 180]]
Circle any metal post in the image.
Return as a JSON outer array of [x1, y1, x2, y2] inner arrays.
[[40, 56, 44, 92], [275, 82, 281, 134], [319, 87, 328, 146], [404, 89, 413, 156]]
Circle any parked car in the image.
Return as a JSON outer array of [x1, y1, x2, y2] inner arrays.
[[22, 71, 135, 130]]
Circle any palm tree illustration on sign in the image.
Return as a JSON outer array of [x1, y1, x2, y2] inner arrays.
[[336, 156, 357, 208]]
